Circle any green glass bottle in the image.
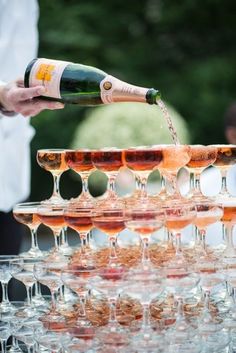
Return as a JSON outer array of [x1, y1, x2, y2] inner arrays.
[[24, 58, 161, 106]]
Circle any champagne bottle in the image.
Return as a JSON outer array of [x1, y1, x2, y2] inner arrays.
[[24, 58, 161, 106]]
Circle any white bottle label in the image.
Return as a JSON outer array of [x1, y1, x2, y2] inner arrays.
[[100, 75, 148, 104], [29, 58, 69, 99]]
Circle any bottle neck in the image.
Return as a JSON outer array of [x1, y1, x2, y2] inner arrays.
[[100, 75, 160, 105]]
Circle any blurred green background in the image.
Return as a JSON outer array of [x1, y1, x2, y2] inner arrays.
[[30, 0, 236, 200]]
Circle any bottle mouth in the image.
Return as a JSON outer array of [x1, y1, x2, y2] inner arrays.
[[146, 88, 161, 105]]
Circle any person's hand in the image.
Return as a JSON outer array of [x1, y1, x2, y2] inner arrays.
[[0, 79, 64, 117]]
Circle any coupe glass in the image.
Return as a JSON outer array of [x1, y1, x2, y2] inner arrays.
[[13, 202, 44, 258], [61, 267, 97, 339], [221, 200, 236, 261], [198, 272, 225, 333], [213, 144, 236, 200], [186, 145, 217, 200], [36, 148, 69, 204], [0, 255, 18, 312], [122, 268, 164, 351], [123, 145, 163, 199], [91, 200, 125, 267], [36, 329, 68, 352], [164, 271, 200, 343], [198, 274, 230, 353], [37, 203, 67, 260], [89, 267, 130, 348], [158, 144, 191, 200], [92, 147, 123, 200], [165, 201, 197, 271], [64, 199, 95, 265], [10, 258, 44, 317], [14, 322, 37, 353], [65, 149, 95, 202], [34, 261, 67, 324], [193, 201, 223, 260], [124, 197, 165, 269]]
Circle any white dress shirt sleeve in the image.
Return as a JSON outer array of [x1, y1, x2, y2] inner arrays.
[[0, 0, 38, 212]]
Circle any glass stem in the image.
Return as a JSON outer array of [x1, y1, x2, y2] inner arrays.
[[138, 172, 149, 194], [233, 287, 236, 304], [141, 237, 150, 264], [26, 285, 33, 306], [220, 169, 228, 194], [175, 233, 182, 256], [167, 171, 180, 197], [87, 230, 92, 246], [107, 173, 117, 193], [199, 229, 207, 251], [30, 226, 39, 250], [50, 290, 57, 312], [53, 230, 61, 251], [80, 233, 87, 254], [160, 174, 166, 192], [135, 174, 142, 191], [108, 298, 117, 325], [61, 227, 68, 247], [1, 340, 7, 353], [167, 231, 174, 249], [1, 282, 10, 304], [200, 290, 215, 324], [189, 171, 194, 194], [222, 222, 226, 242], [109, 236, 118, 265], [224, 223, 236, 257], [79, 295, 87, 317], [194, 172, 201, 194], [81, 174, 89, 194], [176, 297, 184, 322], [35, 281, 42, 297], [52, 173, 62, 198], [230, 287, 236, 319], [12, 336, 20, 349], [194, 226, 201, 247], [142, 304, 151, 329], [59, 285, 65, 303], [203, 290, 211, 314]]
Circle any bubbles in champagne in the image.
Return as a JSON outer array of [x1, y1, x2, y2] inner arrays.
[[157, 99, 180, 145]]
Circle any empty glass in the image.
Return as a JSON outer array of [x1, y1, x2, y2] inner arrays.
[[122, 268, 164, 351], [0, 255, 18, 312]]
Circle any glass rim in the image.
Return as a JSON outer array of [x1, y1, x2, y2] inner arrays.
[[65, 148, 96, 153], [13, 201, 43, 209], [37, 148, 71, 153]]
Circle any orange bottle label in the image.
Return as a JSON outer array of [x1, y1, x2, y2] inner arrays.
[[29, 58, 69, 99], [36, 64, 55, 81]]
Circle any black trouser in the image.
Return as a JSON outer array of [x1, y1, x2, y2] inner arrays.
[[0, 210, 24, 255]]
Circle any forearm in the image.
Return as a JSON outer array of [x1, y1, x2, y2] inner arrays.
[[0, 82, 17, 116]]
